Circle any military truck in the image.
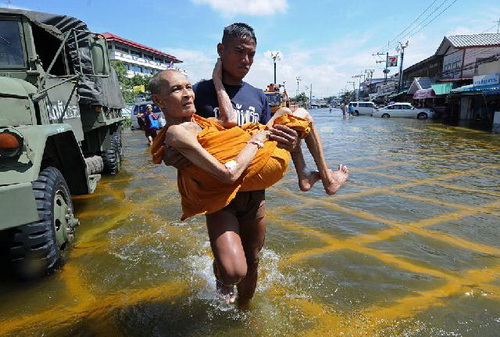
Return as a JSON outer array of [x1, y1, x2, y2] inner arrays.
[[0, 9, 125, 279]]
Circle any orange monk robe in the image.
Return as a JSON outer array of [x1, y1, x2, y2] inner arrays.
[[152, 114, 310, 220]]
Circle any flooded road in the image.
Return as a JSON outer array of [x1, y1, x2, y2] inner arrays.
[[0, 108, 499, 336]]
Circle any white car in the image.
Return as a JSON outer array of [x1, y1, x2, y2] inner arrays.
[[371, 103, 435, 119], [349, 101, 378, 116]]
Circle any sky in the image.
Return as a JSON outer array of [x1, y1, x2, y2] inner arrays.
[[2, 0, 500, 98]]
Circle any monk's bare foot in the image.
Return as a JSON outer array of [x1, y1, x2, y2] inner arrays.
[[298, 169, 321, 191], [323, 164, 349, 195]]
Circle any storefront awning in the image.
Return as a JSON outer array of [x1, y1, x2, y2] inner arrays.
[[451, 83, 500, 94], [388, 90, 409, 99], [431, 82, 456, 95], [413, 88, 436, 99]]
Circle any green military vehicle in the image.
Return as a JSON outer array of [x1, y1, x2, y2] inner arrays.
[[0, 9, 125, 279]]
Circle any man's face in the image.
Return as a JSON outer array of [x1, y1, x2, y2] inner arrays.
[[152, 71, 196, 118], [218, 37, 256, 84]]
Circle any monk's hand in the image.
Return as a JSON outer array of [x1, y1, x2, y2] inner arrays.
[[163, 146, 191, 169], [268, 125, 299, 151]]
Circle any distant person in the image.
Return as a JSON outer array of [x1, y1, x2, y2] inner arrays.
[[348, 103, 354, 116], [342, 103, 348, 118], [143, 104, 160, 146]]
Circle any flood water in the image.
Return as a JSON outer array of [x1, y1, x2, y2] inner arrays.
[[0, 108, 499, 336]]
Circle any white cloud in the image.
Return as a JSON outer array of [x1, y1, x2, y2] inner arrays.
[[190, 0, 288, 17]]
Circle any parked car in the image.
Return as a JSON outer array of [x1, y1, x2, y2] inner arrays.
[[349, 101, 378, 116], [131, 101, 164, 129], [371, 103, 435, 119]]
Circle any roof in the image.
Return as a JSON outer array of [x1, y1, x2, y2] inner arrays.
[[435, 33, 500, 56], [407, 77, 434, 94], [102, 32, 182, 63]]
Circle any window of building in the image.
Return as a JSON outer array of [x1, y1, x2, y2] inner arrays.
[[131, 64, 143, 73], [131, 50, 142, 58], [116, 46, 129, 53], [144, 54, 153, 61]]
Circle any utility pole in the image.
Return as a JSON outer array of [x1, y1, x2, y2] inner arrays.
[[347, 81, 355, 102], [271, 52, 280, 84], [495, 17, 500, 33], [352, 73, 364, 101], [296, 76, 301, 97], [396, 41, 409, 93], [309, 83, 313, 108], [374, 52, 390, 83]]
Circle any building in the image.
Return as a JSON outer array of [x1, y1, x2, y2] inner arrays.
[[435, 33, 500, 80], [103, 32, 182, 78]]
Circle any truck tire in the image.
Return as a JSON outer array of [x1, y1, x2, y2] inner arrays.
[[86, 155, 104, 175], [8, 167, 78, 280], [101, 149, 120, 175], [112, 130, 123, 158]]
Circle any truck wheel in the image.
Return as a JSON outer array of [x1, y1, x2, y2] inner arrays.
[[112, 130, 123, 158], [101, 149, 120, 175], [86, 155, 104, 175], [8, 167, 78, 279]]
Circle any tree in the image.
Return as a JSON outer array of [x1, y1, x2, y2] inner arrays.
[[110, 60, 152, 103], [291, 92, 309, 107]]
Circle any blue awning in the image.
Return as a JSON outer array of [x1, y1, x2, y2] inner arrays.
[[451, 83, 500, 94]]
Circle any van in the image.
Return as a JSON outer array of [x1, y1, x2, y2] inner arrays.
[[349, 101, 378, 116], [131, 101, 164, 129]]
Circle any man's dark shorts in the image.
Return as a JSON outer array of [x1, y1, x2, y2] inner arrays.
[[220, 190, 265, 222]]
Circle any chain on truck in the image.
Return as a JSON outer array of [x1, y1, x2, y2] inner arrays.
[[0, 9, 125, 279]]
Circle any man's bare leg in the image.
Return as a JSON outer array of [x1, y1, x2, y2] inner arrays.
[[237, 215, 266, 307], [206, 211, 247, 304]]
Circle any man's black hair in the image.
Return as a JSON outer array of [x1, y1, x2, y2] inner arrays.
[[222, 22, 257, 45]]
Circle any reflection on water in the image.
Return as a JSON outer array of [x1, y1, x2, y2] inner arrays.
[[0, 109, 499, 336]]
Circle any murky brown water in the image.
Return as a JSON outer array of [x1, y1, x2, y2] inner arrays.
[[1, 109, 499, 336]]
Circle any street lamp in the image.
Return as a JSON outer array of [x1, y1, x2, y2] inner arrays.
[[271, 52, 280, 84], [396, 41, 409, 93]]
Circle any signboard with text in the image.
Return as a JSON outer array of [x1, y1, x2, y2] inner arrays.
[[387, 55, 398, 67], [473, 73, 500, 87]]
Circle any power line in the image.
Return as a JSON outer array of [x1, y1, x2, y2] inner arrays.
[[380, 0, 440, 52], [376, 0, 459, 54]]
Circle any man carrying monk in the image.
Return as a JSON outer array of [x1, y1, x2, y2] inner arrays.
[[150, 65, 348, 305]]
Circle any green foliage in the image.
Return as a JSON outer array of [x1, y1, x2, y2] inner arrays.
[[340, 91, 355, 104], [111, 60, 152, 103], [291, 92, 309, 107]]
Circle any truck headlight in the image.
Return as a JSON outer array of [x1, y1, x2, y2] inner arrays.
[[0, 129, 24, 158]]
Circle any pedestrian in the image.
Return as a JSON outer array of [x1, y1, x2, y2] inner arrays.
[[348, 103, 354, 116], [143, 104, 160, 146], [162, 23, 300, 306]]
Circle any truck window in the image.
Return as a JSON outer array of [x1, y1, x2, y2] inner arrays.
[[0, 19, 25, 67], [31, 24, 71, 75]]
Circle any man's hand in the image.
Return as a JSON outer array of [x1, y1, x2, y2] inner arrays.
[[268, 125, 299, 152], [163, 146, 191, 169]]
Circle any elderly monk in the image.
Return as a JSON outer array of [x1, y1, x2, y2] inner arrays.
[[150, 67, 348, 220]]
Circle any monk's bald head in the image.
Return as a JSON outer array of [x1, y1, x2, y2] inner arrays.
[[148, 69, 185, 96]]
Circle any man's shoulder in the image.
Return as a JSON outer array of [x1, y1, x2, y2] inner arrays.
[[239, 81, 266, 98], [194, 79, 214, 92]]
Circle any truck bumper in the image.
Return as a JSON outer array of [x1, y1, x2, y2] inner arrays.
[[0, 182, 39, 231]]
